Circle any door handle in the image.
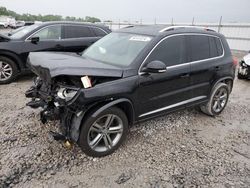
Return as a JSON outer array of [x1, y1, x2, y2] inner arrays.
[[55, 44, 63, 49], [215, 66, 221, 71], [180, 73, 190, 78]]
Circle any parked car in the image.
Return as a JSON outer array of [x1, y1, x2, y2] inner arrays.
[[15, 21, 25, 28], [25, 26, 236, 157], [238, 51, 250, 79], [0, 21, 8, 28], [0, 21, 111, 84]]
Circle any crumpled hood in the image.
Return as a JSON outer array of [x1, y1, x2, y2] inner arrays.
[[28, 52, 124, 78], [243, 54, 250, 66], [0, 34, 10, 42]]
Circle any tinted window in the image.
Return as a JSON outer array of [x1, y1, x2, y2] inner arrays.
[[209, 36, 218, 57], [146, 35, 186, 67], [188, 35, 210, 61], [215, 38, 223, 56], [92, 28, 106, 37], [64, 25, 94, 38], [32, 25, 61, 40]]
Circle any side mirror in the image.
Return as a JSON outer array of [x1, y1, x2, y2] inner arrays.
[[30, 37, 40, 44], [142, 60, 167, 74]]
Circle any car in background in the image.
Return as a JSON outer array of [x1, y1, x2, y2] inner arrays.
[[238, 51, 250, 79], [15, 21, 25, 28], [0, 21, 111, 84]]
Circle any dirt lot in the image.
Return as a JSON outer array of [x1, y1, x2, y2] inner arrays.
[[0, 52, 250, 187]]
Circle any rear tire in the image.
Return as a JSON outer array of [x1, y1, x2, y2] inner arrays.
[[200, 83, 229, 116], [78, 107, 128, 157], [0, 56, 18, 84]]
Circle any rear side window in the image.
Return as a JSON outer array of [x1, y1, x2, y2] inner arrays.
[[146, 35, 186, 67], [64, 25, 94, 39], [215, 38, 223, 56], [188, 35, 223, 61], [92, 27, 107, 37]]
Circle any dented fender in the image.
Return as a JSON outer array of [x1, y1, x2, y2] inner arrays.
[[70, 98, 134, 142]]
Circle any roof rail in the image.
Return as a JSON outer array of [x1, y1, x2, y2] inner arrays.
[[159, 26, 216, 33]]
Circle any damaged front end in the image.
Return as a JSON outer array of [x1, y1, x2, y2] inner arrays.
[[25, 64, 123, 145], [25, 72, 121, 142]]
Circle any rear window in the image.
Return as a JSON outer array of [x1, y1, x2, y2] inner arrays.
[[92, 27, 107, 37], [64, 25, 94, 39], [188, 35, 223, 62]]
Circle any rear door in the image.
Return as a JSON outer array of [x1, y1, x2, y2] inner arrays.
[[138, 35, 192, 119], [187, 34, 224, 101], [61, 25, 100, 52]]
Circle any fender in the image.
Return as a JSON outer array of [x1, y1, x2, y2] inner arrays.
[[210, 76, 234, 95], [0, 50, 25, 70], [70, 98, 135, 142]]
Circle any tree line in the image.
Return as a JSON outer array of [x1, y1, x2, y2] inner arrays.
[[0, 6, 101, 23]]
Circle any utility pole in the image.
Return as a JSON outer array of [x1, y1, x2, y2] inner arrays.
[[218, 16, 222, 33]]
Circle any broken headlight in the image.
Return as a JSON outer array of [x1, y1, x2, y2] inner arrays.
[[241, 61, 247, 67], [57, 88, 78, 102]]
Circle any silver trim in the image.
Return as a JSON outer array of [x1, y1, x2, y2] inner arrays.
[[25, 24, 63, 41], [139, 96, 206, 118], [159, 26, 215, 33], [138, 33, 225, 75]]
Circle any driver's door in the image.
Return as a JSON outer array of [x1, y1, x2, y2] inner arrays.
[[137, 35, 192, 119], [22, 25, 63, 53]]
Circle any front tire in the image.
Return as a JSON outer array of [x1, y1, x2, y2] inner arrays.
[[200, 83, 230, 116], [0, 56, 18, 84], [78, 107, 128, 157]]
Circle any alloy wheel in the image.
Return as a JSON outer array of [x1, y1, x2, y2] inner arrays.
[[87, 114, 124, 152], [212, 87, 228, 113], [0, 61, 13, 81]]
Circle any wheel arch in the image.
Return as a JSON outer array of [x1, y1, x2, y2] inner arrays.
[[211, 76, 234, 94], [0, 50, 24, 71], [70, 98, 135, 142]]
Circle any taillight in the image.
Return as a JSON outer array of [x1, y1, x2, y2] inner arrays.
[[233, 57, 238, 66]]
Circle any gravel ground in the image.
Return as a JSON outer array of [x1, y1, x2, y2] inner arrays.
[[0, 52, 250, 188]]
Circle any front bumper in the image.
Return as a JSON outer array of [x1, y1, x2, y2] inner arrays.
[[25, 78, 78, 141], [238, 61, 250, 77]]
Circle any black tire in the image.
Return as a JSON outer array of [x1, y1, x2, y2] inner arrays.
[[78, 106, 128, 157], [0, 56, 18, 84], [200, 83, 230, 116]]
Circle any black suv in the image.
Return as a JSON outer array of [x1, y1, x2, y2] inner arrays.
[[26, 26, 236, 157], [0, 21, 111, 84]]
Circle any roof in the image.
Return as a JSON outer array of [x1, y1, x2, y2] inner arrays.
[[39, 21, 109, 30], [118, 25, 219, 37]]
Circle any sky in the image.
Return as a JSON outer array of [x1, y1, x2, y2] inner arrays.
[[0, 0, 250, 23]]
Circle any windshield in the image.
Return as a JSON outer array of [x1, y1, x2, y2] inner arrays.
[[10, 24, 41, 39], [82, 32, 152, 67]]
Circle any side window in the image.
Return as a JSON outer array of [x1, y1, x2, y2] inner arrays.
[[215, 38, 223, 56], [92, 28, 107, 37], [209, 36, 224, 58], [32, 25, 61, 40], [188, 35, 210, 61], [64, 25, 94, 39], [208, 36, 218, 57], [146, 35, 186, 67]]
